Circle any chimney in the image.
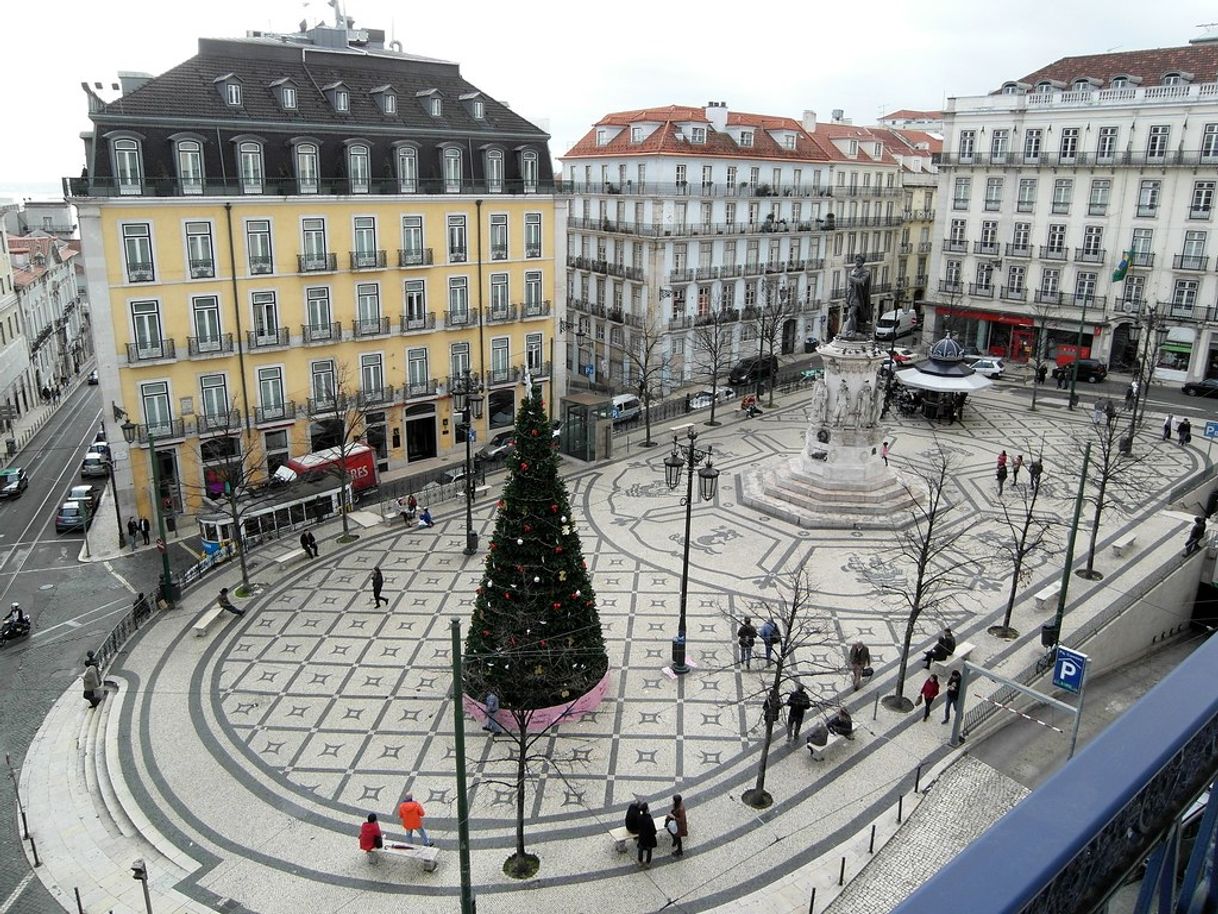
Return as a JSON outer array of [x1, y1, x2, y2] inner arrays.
[[802, 109, 817, 132], [704, 100, 728, 133], [831, 109, 845, 123], [117, 71, 153, 96]]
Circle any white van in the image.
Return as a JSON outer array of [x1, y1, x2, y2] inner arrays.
[[610, 394, 641, 424], [874, 308, 917, 341]]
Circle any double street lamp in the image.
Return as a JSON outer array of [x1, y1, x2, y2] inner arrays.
[[451, 371, 483, 556], [663, 427, 719, 674], [119, 419, 177, 606]]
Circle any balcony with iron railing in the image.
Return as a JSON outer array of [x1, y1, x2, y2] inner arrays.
[[898, 242, 913, 255], [1131, 251, 1155, 268], [1062, 292, 1106, 308], [134, 418, 186, 444], [968, 283, 995, 298], [1016, 200, 1034, 213], [126, 339, 176, 363], [1074, 247, 1106, 264], [490, 245, 509, 261], [448, 247, 468, 263], [1160, 298, 1211, 321], [126, 262, 154, 283], [302, 322, 341, 344], [1035, 289, 1062, 304], [1000, 285, 1027, 302], [1137, 204, 1158, 218], [938, 280, 963, 294], [528, 361, 552, 378], [249, 255, 273, 275], [248, 327, 290, 349], [297, 252, 337, 273], [255, 401, 296, 424], [1005, 243, 1033, 258], [1051, 201, 1071, 214], [352, 316, 391, 338], [670, 267, 695, 283], [973, 241, 1000, 256], [65, 175, 559, 198], [197, 409, 241, 435], [405, 378, 440, 400], [445, 308, 479, 328], [1173, 253, 1209, 271], [1040, 245, 1068, 261], [485, 366, 520, 386], [398, 248, 434, 268], [400, 313, 436, 333], [943, 238, 967, 253], [350, 250, 387, 270], [1190, 205, 1213, 220], [357, 387, 397, 408], [557, 180, 835, 199], [522, 300, 552, 319], [187, 334, 234, 358], [915, 273, 929, 286], [188, 258, 215, 279], [486, 304, 519, 325], [526, 245, 542, 258], [306, 394, 355, 415]]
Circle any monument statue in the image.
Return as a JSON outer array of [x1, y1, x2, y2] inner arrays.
[[831, 379, 850, 426], [843, 254, 873, 336], [809, 378, 829, 426], [858, 379, 877, 427]]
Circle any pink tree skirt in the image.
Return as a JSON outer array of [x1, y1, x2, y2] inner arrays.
[[462, 671, 611, 733]]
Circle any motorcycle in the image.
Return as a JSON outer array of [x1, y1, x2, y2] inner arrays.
[[0, 618, 30, 644]]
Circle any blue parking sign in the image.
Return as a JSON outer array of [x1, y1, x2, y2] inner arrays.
[[1053, 646, 1089, 694], [1205, 421, 1218, 440]]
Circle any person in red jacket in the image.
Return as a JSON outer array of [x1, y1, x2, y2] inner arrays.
[[359, 813, 382, 854], [919, 673, 940, 722], [398, 793, 434, 846]]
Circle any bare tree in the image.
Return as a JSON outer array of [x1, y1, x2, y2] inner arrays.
[[304, 362, 376, 540], [753, 283, 796, 407], [989, 450, 1059, 638], [1079, 399, 1153, 579], [881, 444, 980, 711], [621, 315, 667, 447], [691, 300, 737, 426], [732, 568, 835, 809], [1027, 298, 1056, 412]]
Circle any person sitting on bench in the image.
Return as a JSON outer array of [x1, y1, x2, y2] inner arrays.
[[826, 706, 853, 738], [417, 507, 434, 528], [923, 626, 955, 669]]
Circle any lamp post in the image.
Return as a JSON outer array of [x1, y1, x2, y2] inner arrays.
[[557, 316, 587, 386], [881, 292, 904, 418], [1123, 304, 1168, 453], [106, 456, 126, 549], [120, 420, 176, 606], [1066, 293, 1090, 411], [662, 427, 719, 674], [451, 370, 483, 556]]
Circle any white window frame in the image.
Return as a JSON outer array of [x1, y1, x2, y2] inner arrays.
[[486, 149, 504, 193], [176, 139, 204, 194], [348, 144, 370, 193], [238, 141, 263, 194], [295, 143, 319, 194], [246, 219, 272, 275], [525, 212, 542, 258], [397, 145, 418, 193], [123, 223, 154, 282], [186, 222, 215, 279], [113, 138, 143, 194], [443, 148, 462, 193], [447, 215, 467, 263]]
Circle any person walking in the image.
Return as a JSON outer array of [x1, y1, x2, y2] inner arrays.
[[126, 518, 138, 550], [139, 517, 151, 546], [300, 530, 313, 560], [665, 795, 688, 857], [371, 566, 388, 607], [849, 641, 871, 691], [82, 660, 102, 709], [996, 450, 1008, 470], [996, 462, 1008, 496], [759, 618, 780, 665], [942, 670, 962, 724], [918, 673, 940, 722], [397, 793, 434, 847], [1179, 418, 1192, 447], [359, 813, 383, 856], [217, 587, 244, 617], [785, 684, 812, 741], [1029, 457, 1044, 493], [305, 530, 319, 557], [737, 616, 758, 669], [1125, 382, 1135, 406], [1164, 414, 1174, 442], [881, 440, 890, 467], [1012, 454, 1024, 485], [1185, 515, 1208, 556], [636, 802, 657, 867]]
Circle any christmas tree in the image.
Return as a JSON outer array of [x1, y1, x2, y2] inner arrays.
[[464, 385, 608, 710]]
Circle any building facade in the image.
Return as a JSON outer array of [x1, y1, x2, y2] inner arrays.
[[559, 105, 905, 393], [8, 234, 81, 397], [929, 38, 1218, 382], [0, 228, 32, 429], [69, 22, 559, 523]]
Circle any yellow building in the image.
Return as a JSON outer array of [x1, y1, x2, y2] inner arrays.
[[69, 22, 560, 526]]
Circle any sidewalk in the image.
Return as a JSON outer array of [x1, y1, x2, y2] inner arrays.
[[0, 365, 96, 472], [19, 376, 1212, 914]]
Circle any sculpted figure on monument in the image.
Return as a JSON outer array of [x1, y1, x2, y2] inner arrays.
[[832, 379, 850, 426], [858, 379, 877, 427], [809, 378, 829, 426], [843, 254, 872, 336]]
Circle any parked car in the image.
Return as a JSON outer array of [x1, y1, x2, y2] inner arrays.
[[66, 484, 99, 512], [689, 387, 734, 409], [1052, 359, 1108, 383], [1183, 378, 1218, 398], [80, 452, 109, 478], [0, 468, 27, 499], [971, 357, 1006, 379], [609, 394, 641, 424], [476, 429, 517, 463], [728, 355, 779, 386], [441, 464, 476, 486], [55, 501, 91, 534], [888, 347, 916, 363], [87, 370, 99, 385]]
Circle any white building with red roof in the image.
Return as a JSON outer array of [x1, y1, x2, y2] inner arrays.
[[7, 234, 83, 394], [559, 103, 908, 392], [931, 35, 1218, 383]]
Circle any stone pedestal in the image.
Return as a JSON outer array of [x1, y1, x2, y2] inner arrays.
[[740, 337, 921, 529]]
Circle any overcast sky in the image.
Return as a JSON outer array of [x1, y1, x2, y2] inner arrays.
[[2, 0, 1216, 196]]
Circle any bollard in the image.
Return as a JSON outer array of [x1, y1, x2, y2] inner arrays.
[[838, 856, 846, 886], [808, 887, 816, 914], [872, 692, 880, 721], [914, 763, 923, 794], [21, 809, 28, 839], [897, 794, 904, 824], [29, 835, 39, 867], [75, 887, 84, 914], [869, 823, 877, 854]]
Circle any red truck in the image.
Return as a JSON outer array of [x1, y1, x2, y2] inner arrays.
[[282, 444, 378, 494]]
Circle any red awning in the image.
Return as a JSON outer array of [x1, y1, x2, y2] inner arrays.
[[948, 308, 1034, 327]]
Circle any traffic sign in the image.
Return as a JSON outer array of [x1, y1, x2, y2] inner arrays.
[[1205, 421, 1218, 440], [1052, 646, 1089, 694]]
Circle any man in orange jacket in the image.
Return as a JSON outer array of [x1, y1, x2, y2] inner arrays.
[[397, 793, 433, 847]]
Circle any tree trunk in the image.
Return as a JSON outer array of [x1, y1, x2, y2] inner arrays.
[[1086, 479, 1107, 575], [1002, 554, 1021, 630], [894, 613, 916, 701], [642, 391, 654, 446], [515, 730, 527, 860], [228, 495, 251, 590]]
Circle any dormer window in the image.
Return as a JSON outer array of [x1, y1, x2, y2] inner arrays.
[[1072, 78, 1092, 91], [371, 85, 397, 115], [227, 83, 242, 106], [691, 127, 706, 144], [282, 86, 296, 109], [1111, 76, 1128, 88], [596, 129, 607, 146], [1163, 72, 1185, 86], [740, 130, 754, 147], [848, 140, 858, 155], [215, 74, 243, 107], [384, 94, 395, 114], [430, 97, 441, 116], [1036, 81, 1056, 92], [631, 127, 644, 143], [473, 100, 484, 119], [874, 142, 882, 156], [784, 134, 796, 150], [1002, 82, 1021, 95], [336, 90, 349, 112]]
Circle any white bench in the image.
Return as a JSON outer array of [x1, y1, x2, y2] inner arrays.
[[1112, 533, 1138, 558], [274, 548, 309, 569], [192, 605, 228, 637], [608, 815, 665, 853], [1034, 584, 1061, 613], [807, 730, 854, 762], [932, 640, 976, 677], [377, 840, 440, 872]]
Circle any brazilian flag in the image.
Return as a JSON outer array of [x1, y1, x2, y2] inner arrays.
[[1112, 249, 1133, 282]]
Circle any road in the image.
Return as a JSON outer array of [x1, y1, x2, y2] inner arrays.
[[0, 381, 197, 913]]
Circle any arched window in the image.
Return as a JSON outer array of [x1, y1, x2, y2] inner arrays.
[[1163, 72, 1183, 86], [485, 149, 504, 192], [1073, 78, 1092, 91], [1001, 83, 1020, 95], [238, 141, 263, 194], [443, 148, 462, 193], [521, 150, 538, 192], [295, 143, 319, 194], [1036, 81, 1056, 93], [348, 143, 370, 193], [175, 140, 203, 194], [1111, 76, 1129, 88], [396, 146, 418, 193], [113, 138, 143, 194]]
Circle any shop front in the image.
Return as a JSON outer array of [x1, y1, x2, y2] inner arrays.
[[1157, 326, 1195, 385]]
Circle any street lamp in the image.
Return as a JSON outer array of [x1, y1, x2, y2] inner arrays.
[[881, 292, 904, 418], [451, 370, 483, 556], [662, 427, 719, 674], [120, 418, 177, 606], [1123, 304, 1169, 453]]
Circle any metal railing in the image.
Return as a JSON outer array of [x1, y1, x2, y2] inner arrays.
[[398, 248, 434, 268], [445, 308, 479, 328], [187, 334, 234, 357], [302, 322, 341, 344], [297, 252, 337, 273], [351, 317, 391, 338], [65, 176, 560, 198], [400, 313, 436, 333], [522, 300, 551, 319], [188, 258, 215, 279], [93, 592, 160, 672], [126, 339, 176, 363], [350, 250, 387, 270], [255, 402, 296, 424], [486, 305, 518, 324], [1172, 253, 1209, 271], [197, 410, 240, 435], [134, 419, 186, 443], [247, 328, 290, 349]]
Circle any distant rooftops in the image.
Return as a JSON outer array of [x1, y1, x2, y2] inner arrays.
[[1002, 42, 1218, 94]]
